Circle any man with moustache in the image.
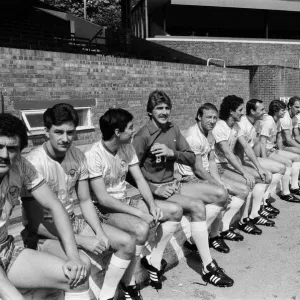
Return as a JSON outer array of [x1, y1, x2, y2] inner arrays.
[[133, 90, 234, 288]]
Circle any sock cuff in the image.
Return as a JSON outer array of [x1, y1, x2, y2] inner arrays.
[[65, 290, 90, 300], [206, 204, 223, 212], [190, 221, 207, 231], [135, 244, 145, 256], [110, 253, 131, 269], [160, 221, 180, 230], [230, 196, 245, 207]]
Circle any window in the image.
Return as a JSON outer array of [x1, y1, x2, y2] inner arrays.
[[21, 107, 94, 135]]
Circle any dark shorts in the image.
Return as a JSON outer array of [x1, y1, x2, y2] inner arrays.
[[94, 195, 142, 223], [181, 174, 209, 184], [0, 235, 24, 274]]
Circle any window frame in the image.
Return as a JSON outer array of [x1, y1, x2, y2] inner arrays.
[[21, 107, 94, 136]]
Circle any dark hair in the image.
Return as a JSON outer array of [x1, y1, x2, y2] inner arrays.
[[146, 90, 172, 116], [219, 95, 244, 120], [0, 113, 28, 150], [288, 96, 300, 108], [268, 100, 286, 116], [195, 103, 218, 121], [100, 108, 133, 141], [43, 103, 79, 129], [246, 99, 263, 116]]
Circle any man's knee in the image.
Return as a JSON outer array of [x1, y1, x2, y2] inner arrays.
[[133, 220, 150, 244], [277, 164, 286, 175], [239, 185, 250, 200], [118, 234, 136, 256], [164, 203, 183, 221], [190, 200, 206, 220], [214, 186, 228, 206]]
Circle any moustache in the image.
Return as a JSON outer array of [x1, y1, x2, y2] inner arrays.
[[0, 159, 10, 165]]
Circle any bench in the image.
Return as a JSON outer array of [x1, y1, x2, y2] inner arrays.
[[8, 144, 193, 300]]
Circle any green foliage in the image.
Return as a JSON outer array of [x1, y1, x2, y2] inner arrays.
[[41, 0, 121, 29]]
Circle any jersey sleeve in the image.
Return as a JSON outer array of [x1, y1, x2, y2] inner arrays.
[[186, 135, 203, 155], [212, 123, 229, 143], [280, 113, 292, 130], [77, 150, 89, 181], [85, 149, 103, 180], [260, 117, 274, 137], [292, 115, 299, 129], [127, 144, 139, 166], [20, 157, 45, 192]]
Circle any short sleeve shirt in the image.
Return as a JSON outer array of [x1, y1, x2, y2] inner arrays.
[[86, 140, 139, 201], [279, 110, 298, 131], [0, 156, 43, 242], [212, 120, 243, 164], [237, 115, 260, 148], [259, 115, 281, 150], [23, 144, 89, 220], [293, 114, 300, 129], [178, 124, 214, 175]]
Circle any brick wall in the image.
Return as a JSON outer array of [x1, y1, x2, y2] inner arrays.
[[0, 47, 249, 149], [150, 38, 300, 68], [231, 65, 300, 108]]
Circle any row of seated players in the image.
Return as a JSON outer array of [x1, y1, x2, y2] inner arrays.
[[2, 92, 300, 300]]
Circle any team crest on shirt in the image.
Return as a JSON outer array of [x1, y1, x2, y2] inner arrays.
[[120, 160, 126, 169], [8, 186, 19, 205], [68, 169, 78, 178]]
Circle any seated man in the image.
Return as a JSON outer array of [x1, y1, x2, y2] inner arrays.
[[177, 103, 249, 249], [259, 100, 300, 203], [21, 104, 136, 300], [279, 96, 300, 154], [237, 98, 286, 216], [86, 108, 183, 292], [212, 95, 272, 235], [0, 113, 90, 300], [133, 90, 233, 288]]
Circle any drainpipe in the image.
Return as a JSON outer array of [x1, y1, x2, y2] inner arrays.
[[0, 92, 4, 113], [145, 0, 148, 38]]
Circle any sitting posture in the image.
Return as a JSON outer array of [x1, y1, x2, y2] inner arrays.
[[21, 104, 136, 300], [0, 113, 90, 300], [86, 108, 183, 294], [133, 90, 233, 287]]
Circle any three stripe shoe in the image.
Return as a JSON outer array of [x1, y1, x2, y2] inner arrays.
[[265, 199, 280, 215], [238, 218, 262, 235], [209, 236, 230, 253], [220, 228, 244, 242], [141, 256, 162, 290], [201, 259, 234, 287], [250, 215, 275, 227], [121, 282, 143, 300], [259, 206, 277, 219]]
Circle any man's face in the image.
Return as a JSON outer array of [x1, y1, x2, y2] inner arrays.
[[46, 121, 76, 155], [290, 101, 300, 117], [151, 103, 171, 126], [277, 108, 286, 119], [231, 104, 244, 122], [119, 121, 135, 144], [199, 109, 218, 131], [0, 135, 20, 179], [253, 102, 266, 120]]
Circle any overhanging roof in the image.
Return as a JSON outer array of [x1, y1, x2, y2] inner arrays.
[[170, 0, 300, 12]]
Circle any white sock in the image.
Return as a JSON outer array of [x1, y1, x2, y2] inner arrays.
[[249, 183, 267, 219], [282, 166, 292, 195], [65, 290, 90, 300], [122, 244, 145, 286], [222, 196, 244, 230], [210, 212, 222, 238], [263, 173, 283, 204], [206, 204, 222, 228], [190, 221, 212, 269], [147, 221, 179, 270], [99, 254, 131, 300], [241, 193, 252, 221], [291, 162, 300, 189]]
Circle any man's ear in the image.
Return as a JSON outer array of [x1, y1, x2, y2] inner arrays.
[[44, 127, 49, 138], [115, 128, 120, 137]]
